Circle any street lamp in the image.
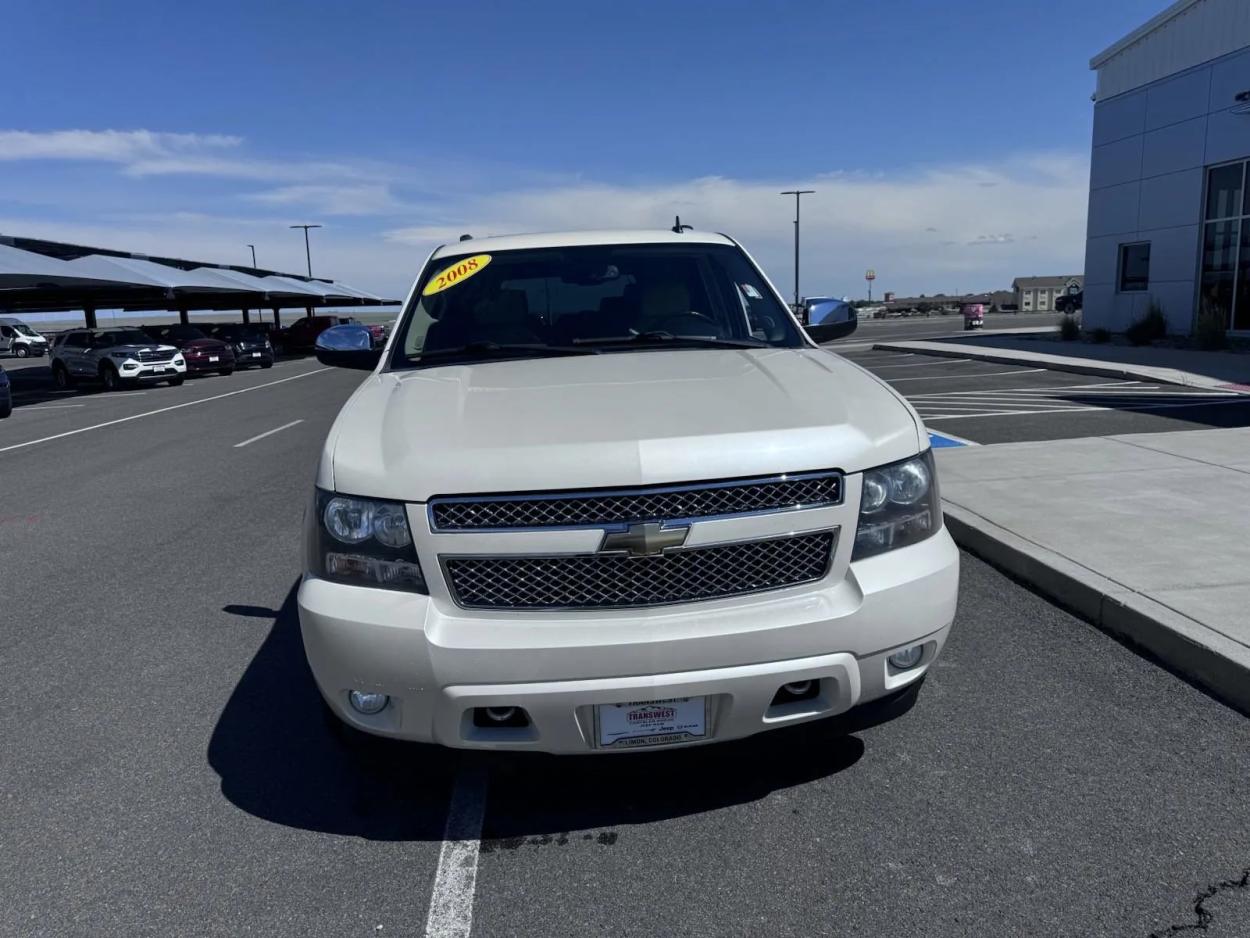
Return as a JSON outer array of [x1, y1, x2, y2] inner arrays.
[[780, 190, 814, 312], [289, 224, 322, 277], [246, 244, 257, 268]]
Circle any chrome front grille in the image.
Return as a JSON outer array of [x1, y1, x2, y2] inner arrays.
[[429, 472, 842, 531], [137, 349, 173, 363], [442, 530, 836, 610]]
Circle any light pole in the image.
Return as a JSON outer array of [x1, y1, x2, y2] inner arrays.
[[246, 244, 257, 268], [780, 190, 814, 312], [289, 224, 322, 277]]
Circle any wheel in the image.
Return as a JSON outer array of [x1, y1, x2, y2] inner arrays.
[[100, 364, 121, 391], [0, 401, 11, 419], [15, 346, 28, 358], [260, 360, 273, 369], [219, 368, 234, 377], [167, 376, 184, 387], [52, 362, 75, 389]]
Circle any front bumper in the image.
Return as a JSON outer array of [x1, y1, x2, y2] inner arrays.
[[125, 361, 187, 381], [184, 355, 235, 373], [298, 528, 959, 753], [234, 348, 274, 367]]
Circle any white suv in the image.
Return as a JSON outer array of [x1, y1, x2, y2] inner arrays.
[[51, 328, 187, 390], [299, 229, 958, 753]]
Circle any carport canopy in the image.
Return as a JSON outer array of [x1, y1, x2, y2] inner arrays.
[[0, 233, 400, 327]]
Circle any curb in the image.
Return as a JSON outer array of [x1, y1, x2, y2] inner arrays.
[[873, 341, 1247, 391], [942, 502, 1250, 717]]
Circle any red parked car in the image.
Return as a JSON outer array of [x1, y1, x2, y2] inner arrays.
[[141, 324, 236, 376]]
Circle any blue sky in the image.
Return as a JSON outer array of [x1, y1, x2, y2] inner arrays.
[[0, 0, 1164, 300]]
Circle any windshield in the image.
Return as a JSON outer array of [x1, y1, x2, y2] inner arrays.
[[391, 242, 804, 368], [14, 324, 39, 337]]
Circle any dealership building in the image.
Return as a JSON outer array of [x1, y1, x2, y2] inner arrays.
[[1083, 0, 1250, 335]]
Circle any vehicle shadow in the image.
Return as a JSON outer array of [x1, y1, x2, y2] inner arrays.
[[209, 583, 896, 842]]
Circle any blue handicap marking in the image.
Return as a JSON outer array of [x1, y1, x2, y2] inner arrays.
[[928, 431, 968, 449]]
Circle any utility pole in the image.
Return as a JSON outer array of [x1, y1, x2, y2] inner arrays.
[[780, 190, 814, 311], [246, 244, 257, 268], [289, 224, 322, 277]]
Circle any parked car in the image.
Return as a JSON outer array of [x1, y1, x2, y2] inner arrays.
[[283, 314, 362, 352], [1056, 291, 1083, 314], [141, 324, 236, 376], [0, 318, 49, 358], [299, 228, 958, 753], [201, 322, 274, 369], [961, 303, 985, 330], [50, 328, 186, 390], [0, 363, 11, 418]]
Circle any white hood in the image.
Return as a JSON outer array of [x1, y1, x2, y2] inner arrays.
[[324, 348, 923, 502]]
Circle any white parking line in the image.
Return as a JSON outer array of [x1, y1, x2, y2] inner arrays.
[[888, 368, 1046, 383], [867, 358, 971, 370], [0, 368, 330, 455], [233, 419, 304, 448], [424, 768, 488, 938], [18, 404, 86, 411], [921, 397, 1250, 420]]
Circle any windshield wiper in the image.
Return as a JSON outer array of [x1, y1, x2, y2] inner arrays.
[[412, 341, 600, 365], [572, 331, 769, 350]]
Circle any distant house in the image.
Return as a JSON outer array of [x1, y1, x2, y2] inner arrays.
[[1012, 276, 1083, 312]]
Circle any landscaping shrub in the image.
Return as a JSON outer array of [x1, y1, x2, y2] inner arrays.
[[1193, 299, 1228, 351], [1125, 301, 1167, 346], [1059, 314, 1080, 341]]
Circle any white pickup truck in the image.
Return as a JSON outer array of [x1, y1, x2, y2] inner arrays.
[[299, 229, 958, 753]]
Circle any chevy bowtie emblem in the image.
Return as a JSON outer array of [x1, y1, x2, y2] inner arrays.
[[600, 522, 690, 557]]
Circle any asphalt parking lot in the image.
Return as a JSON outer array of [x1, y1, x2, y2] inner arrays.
[[4, 351, 1250, 937], [838, 347, 1250, 444]]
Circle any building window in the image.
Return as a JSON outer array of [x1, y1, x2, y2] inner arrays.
[[1201, 160, 1250, 331], [1119, 242, 1151, 292]]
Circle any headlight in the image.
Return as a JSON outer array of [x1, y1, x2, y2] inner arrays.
[[310, 490, 426, 593], [109, 351, 133, 360], [852, 450, 940, 560]]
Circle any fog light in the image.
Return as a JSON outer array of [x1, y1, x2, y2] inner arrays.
[[782, 681, 813, 697], [485, 706, 517, 723], [888, 645, 924, 670], [348, 689, 388, 714]]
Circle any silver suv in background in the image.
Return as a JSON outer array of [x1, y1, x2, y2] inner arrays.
[[50, 328, 186, 391]]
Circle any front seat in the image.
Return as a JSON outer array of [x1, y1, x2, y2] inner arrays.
[[424, 289, 541, 349]]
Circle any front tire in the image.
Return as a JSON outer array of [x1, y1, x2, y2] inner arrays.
[[52, 362, 75, 389], [100, 364, 121, 391], [168, 376, 185, 387], [15, 346, 28, 358], [0, 400, 11, 419], [260, 360, 273, 369], [219, 368, 234, 377]]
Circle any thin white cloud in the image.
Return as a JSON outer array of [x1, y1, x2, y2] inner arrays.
[[243, 183, 405, 215], [0, 129, 240, 162]]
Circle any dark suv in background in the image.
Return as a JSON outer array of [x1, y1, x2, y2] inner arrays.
[[201, 322, 274, 369], [141, 324, 236, 377]]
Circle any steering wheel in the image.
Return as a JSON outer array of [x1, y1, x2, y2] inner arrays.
[[653, 311, 720, 335]]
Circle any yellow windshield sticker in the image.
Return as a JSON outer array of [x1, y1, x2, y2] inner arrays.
[[423, 254, 492, 296]]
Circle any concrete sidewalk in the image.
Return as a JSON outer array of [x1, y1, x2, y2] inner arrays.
[[875, 335, 1250, 391], [936, 427, 1250, 714]]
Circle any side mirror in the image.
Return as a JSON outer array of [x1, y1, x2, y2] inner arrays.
[[804, 305, 859, 344], [315, 324, 383, 371]]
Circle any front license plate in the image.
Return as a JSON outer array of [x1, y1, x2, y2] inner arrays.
[[251, 352, 261, 358], [209, 355, 220, 362], [596, 697, 707, 749]]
